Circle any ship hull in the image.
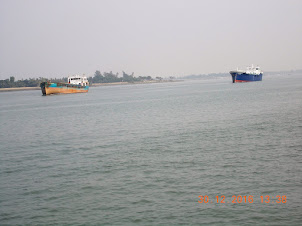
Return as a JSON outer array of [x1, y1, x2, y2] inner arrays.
[[40, 82, 89, 95], [230, 72, 263, 83]]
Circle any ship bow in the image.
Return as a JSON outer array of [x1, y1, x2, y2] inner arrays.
[[40, 82, 47, 95]]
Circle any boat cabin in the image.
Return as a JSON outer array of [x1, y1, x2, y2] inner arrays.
[[68, 75, 89, 86], [246, 65, 262, 75]]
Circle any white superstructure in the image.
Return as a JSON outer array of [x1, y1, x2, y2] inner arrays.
[[232, 65, 262, 75], [245, 65, 262, 75], [68, 75, 89, 86]]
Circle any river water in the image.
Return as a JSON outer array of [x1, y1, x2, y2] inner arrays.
[[0, 73, 301, 225]]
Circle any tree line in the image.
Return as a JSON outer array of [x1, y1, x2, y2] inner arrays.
[[0, 71, 162, 88], [90, 71, 154, 83], [0, 76, 67, 88]]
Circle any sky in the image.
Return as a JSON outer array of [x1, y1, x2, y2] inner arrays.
[[0, 0, 302, 79]]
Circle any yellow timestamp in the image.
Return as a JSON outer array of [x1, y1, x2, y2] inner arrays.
[[198, 195, 287, 204]]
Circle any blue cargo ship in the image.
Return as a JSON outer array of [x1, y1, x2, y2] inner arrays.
[[230, 65, 263, 83]]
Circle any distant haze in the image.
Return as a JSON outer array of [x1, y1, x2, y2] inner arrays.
[[0, 0, 302, 79]]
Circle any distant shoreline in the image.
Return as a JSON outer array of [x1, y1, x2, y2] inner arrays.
[[0, 87, 41, 92], [0, 80, 179, 92], [91, 80, 179, 87]]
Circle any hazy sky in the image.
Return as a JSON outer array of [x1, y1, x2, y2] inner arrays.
[[1, 0, 302, 79]]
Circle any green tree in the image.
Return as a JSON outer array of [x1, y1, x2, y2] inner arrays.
[[92, 70, 104, 83]]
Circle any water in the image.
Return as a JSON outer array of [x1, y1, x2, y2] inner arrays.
[[0, 74, 301, 225]]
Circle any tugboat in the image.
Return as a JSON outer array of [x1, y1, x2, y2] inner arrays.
[[40, 75, 89, 95], [230, 65, 263, 83]]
